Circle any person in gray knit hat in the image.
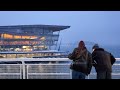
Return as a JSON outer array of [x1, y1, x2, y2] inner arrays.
[[92, 44, 116, 79], [92, 44, 99, 51]]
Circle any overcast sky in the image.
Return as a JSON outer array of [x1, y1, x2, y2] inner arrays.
[[0, 11, 120, 46]]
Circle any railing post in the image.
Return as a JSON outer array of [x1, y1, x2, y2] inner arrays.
[[70, 70, 72, 79], [20, 65, 22, 79], [26, 65, 29, 79], [22, 60, 25, 79], [87, 75, 90, 79]]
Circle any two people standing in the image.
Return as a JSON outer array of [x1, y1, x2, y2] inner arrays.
[[68, 41, 116, 79]]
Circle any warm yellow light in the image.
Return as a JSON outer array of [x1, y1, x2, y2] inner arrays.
[[40, 37, 46, 40], [2, 34, 13, 39], [14, 35, 21, 39], [30, 36, 37, 39], [23, 46, 27, 48], [1, 34, 38, 39]]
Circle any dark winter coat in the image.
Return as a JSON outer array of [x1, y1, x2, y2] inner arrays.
[[92, 48, 116, 72], [68, 48, 92, 75]]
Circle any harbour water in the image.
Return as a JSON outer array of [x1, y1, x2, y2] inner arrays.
[[60, 44, 120, 58]]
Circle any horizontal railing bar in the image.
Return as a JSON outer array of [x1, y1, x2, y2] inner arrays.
[[0, 64, 22, 65], [0, 58, 119, 62], [0, 58, 70, 61], [0, 73, 21, 75], [26, 64, 70, 65], [28, 73, 70, 75]]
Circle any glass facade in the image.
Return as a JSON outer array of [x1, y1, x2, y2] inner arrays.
[[0, 25, 70, 52]]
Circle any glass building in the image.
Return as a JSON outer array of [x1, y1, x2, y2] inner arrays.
[[0, 24, 70, 52]]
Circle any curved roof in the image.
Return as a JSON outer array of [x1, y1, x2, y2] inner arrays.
[[0, 24, 70, 31], [0, 24, 70, 36]]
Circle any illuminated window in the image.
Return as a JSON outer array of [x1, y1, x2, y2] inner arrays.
[[40, 37, 46, 40], [30, 36, 37, 39], [14, 35, 21, 39], [2, 34, 13, 39], [22, 36, 30, 39]]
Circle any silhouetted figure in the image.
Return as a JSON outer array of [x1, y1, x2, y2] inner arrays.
[[92, 44, 116, 79], [68, 40, 92, 79]]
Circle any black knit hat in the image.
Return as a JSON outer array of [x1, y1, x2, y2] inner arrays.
[[92, 44, 99, 49]]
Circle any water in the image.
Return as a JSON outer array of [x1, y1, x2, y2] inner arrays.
[[102, 45, 120, 58], [60, 45, 120, 58]]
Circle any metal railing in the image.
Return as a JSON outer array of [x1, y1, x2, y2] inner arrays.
[[0, 64, 22, 79], [88, 58, 120, 79], [0, 58, 119, 79], [26, 63, 71, 79], [0, 58, 72, 79]]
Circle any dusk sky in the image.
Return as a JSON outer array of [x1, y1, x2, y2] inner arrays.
[[0, 11, 120, 46]]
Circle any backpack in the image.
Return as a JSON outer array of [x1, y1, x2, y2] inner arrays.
[[70, 51, 89, 74]]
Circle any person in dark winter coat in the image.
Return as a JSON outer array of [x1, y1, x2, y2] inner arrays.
[[92, 44, 116, 79], [68, 40, 92, 79]]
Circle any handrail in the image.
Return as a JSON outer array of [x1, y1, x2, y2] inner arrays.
[[0, 58, 70, 62], [0, 57, 119, 61], [0, 58, 119, 79]]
